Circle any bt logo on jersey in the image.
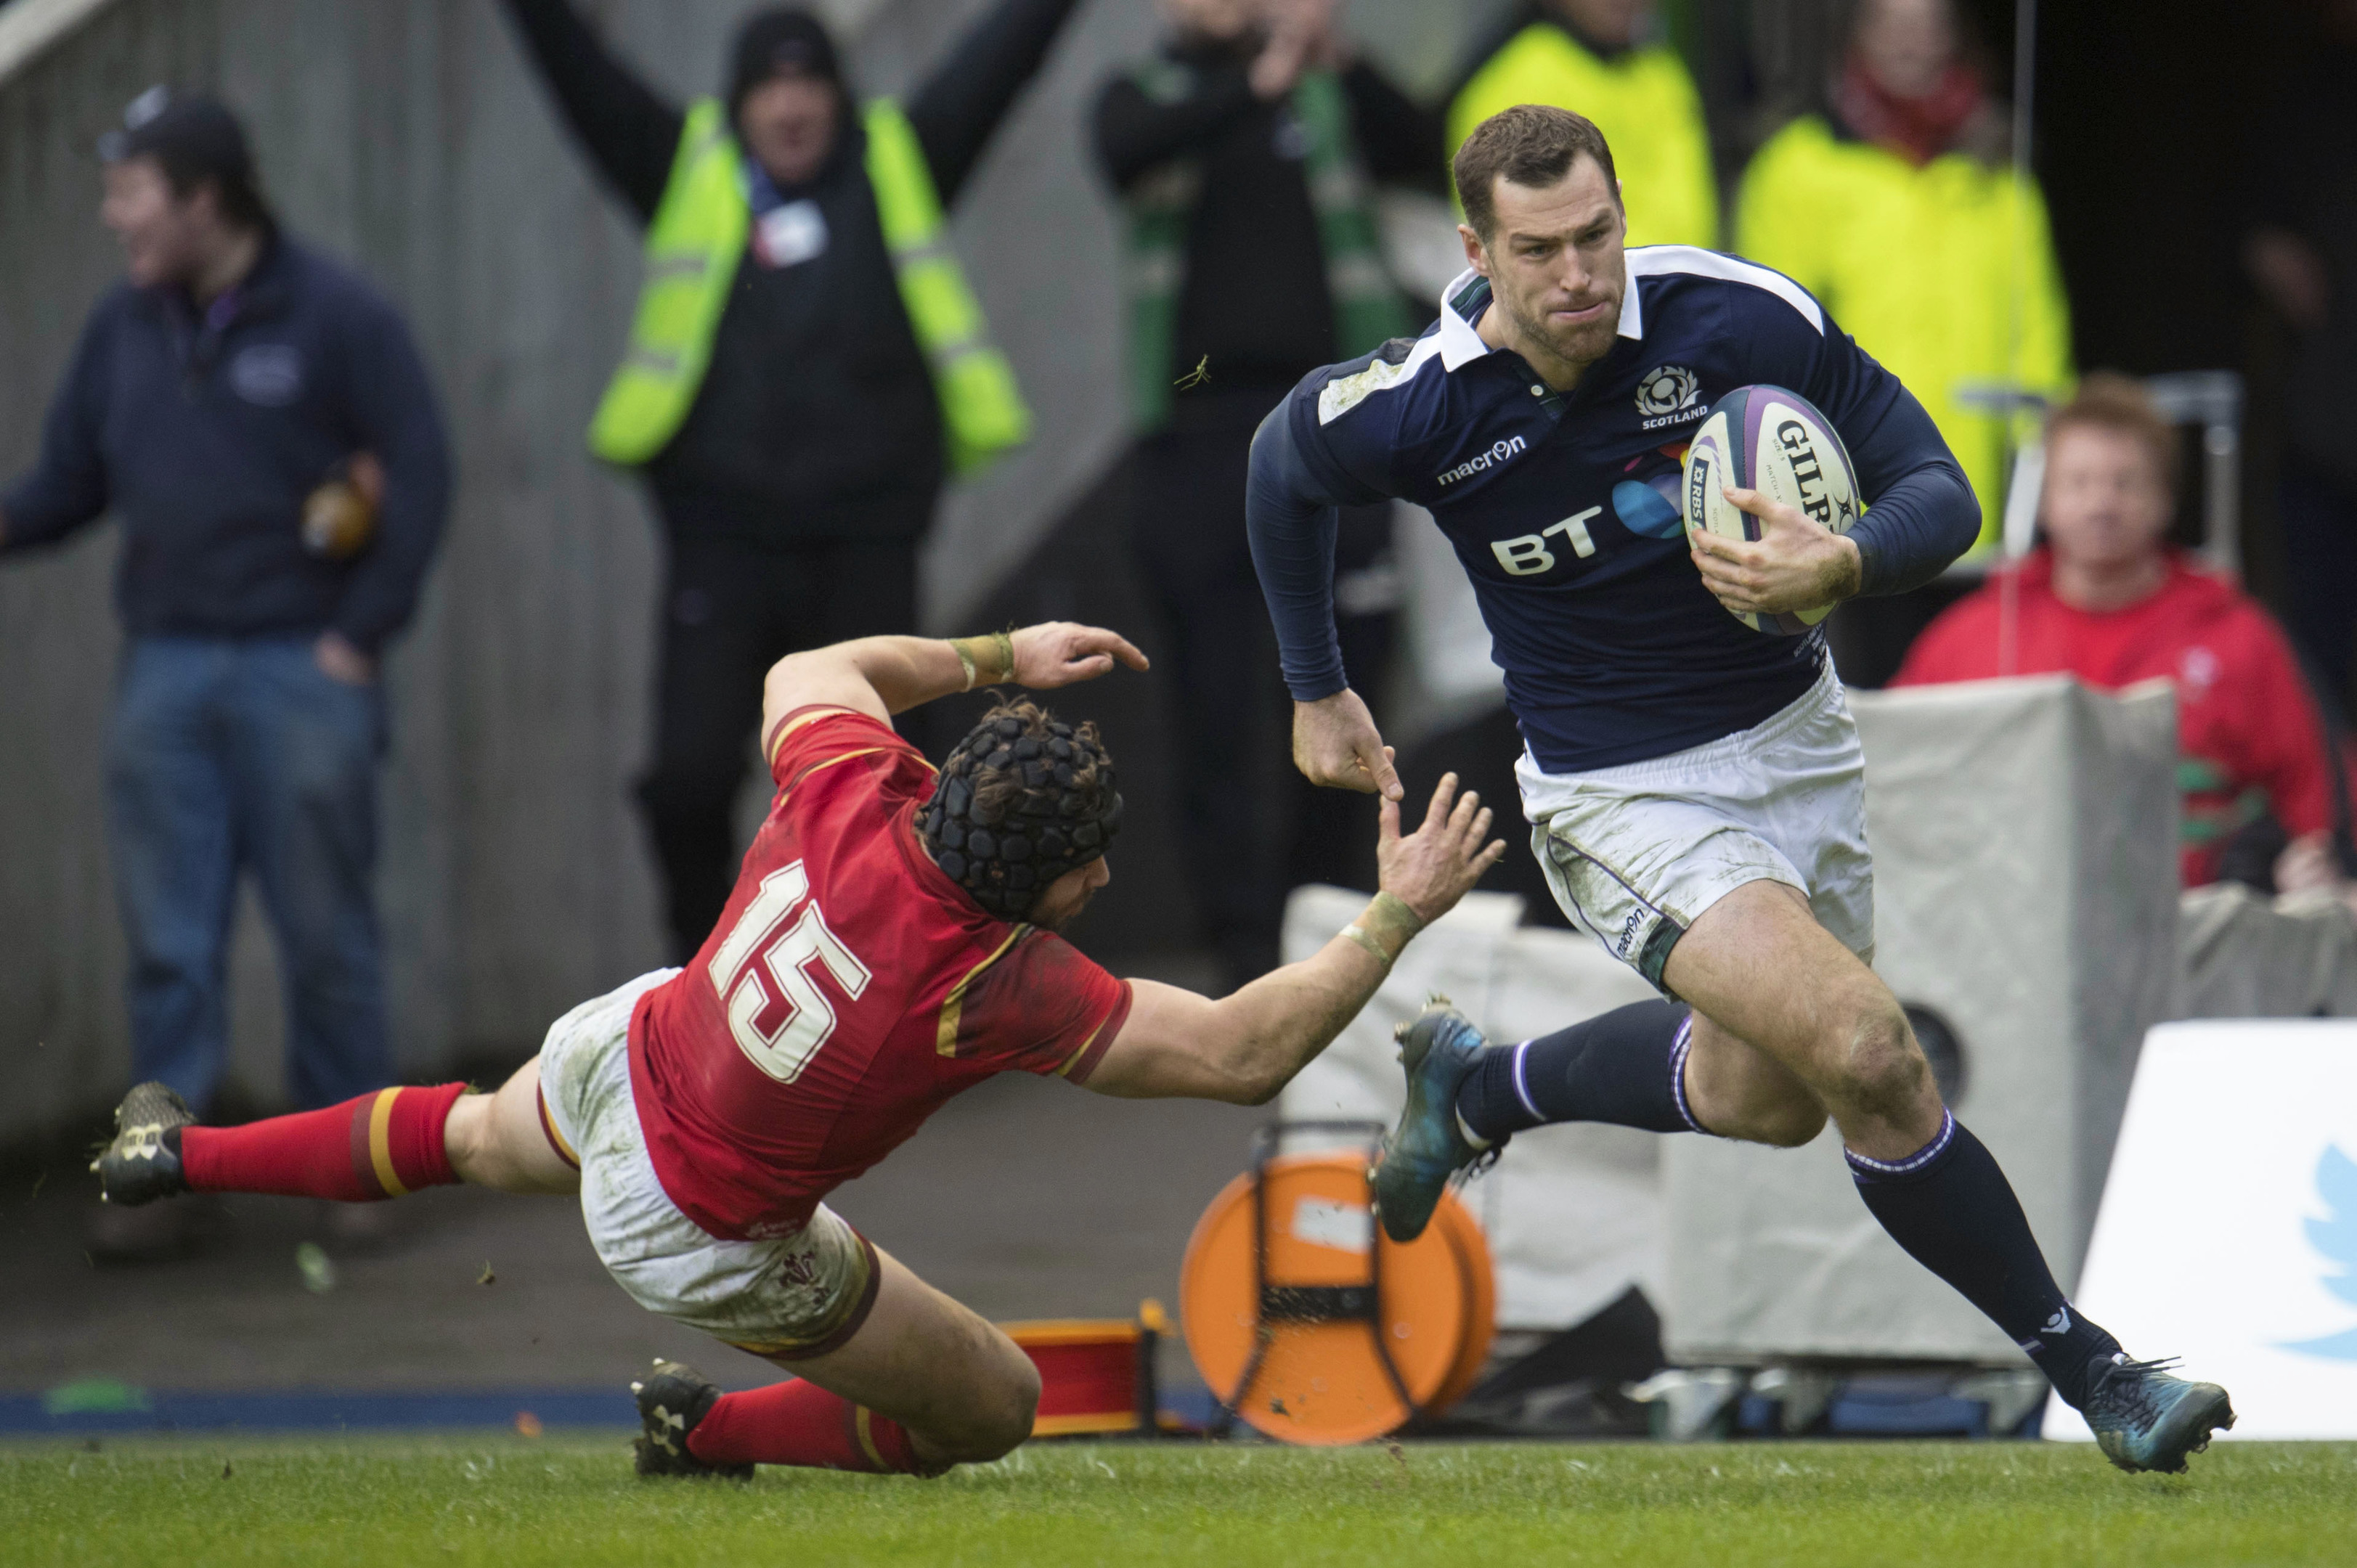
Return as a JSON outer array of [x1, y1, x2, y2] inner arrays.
[[1491, 507, 1602, 575]]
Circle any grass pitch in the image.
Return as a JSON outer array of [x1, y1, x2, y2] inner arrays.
[[4, 1434, 2350, 1567]]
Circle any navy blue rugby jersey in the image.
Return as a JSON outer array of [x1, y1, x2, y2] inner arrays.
[[1247, 246, 1978, 772]]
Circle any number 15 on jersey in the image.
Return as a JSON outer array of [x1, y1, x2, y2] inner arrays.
[[708, 862, 873, 1083]]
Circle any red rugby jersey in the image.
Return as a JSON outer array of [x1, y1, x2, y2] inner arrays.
[[1894, 550, 2342, 886], [627, 706, 1133, 1241]]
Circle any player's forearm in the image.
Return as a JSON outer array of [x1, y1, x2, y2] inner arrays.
[[842, 634, 1014, 713], [1200, 894, 1424, 1104], [1850, 460, 1980, 595], [1846, 388, 1982, 595], [1246, 409, 1348, 701]]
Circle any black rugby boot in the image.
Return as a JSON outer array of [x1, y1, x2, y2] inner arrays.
[[632, 1360, 750, 1479], [89, 1082, 195, 1207]]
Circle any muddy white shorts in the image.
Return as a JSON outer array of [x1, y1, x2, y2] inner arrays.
[[1515, 658, 1876, 996], [534, 970, 880, 1358]]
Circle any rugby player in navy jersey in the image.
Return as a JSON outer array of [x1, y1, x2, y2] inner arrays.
[[1247, 105, 2231, 1472]]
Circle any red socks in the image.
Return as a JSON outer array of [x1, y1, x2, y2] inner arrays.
[[685, 1380, 927, 1474], [180, 1083, 471, 1201]]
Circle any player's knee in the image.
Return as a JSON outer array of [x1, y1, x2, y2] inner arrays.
[[940, 1354, 1039, 1463], [1831, 1000, 1929, 1118], [1746, 1096, 1828, 1148]]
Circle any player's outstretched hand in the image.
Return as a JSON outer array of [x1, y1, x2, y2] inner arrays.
[[1693, 485, 1863, 617], [1009, 623, 1150, 689], [1293, 688, 1403, 800], [1377, 772, 1508, 925]]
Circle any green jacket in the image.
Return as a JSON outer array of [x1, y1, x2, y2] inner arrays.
[[1448, 22, 1718, 249], [1123, 68, 1410, 430], [590, 97, 1030, 475], [1737, 115, 2072, 552]]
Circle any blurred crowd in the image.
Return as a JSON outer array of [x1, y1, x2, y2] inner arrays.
[[2, 0, 2353, 1258]]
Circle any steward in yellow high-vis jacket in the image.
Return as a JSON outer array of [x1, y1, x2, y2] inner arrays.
[[502, 0, 1080, 960], [1448, 0, 1717, 249], [1736, 0, 2072, 552]]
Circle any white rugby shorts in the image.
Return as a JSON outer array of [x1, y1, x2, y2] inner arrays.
[[1516, 658, 1875, 995], [535, 969, 879, 1358]]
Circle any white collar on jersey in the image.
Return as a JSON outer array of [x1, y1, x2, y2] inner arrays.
[[1436, 266, 1645, 370]]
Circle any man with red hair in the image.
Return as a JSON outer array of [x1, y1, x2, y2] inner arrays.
[[1895, 372, 2348, 892]]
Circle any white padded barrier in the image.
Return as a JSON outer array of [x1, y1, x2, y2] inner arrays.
[[1664, 676, 2181, 1361], [1285, 675, 2191, 1354], [1278, 887, 1660, 1330]]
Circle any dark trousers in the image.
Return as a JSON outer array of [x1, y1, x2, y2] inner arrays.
[[1129, 394, 1393, 989], [636, 532, 919, 960], [108, 636, 390, 1114], [2281, 453, 2357, 720]]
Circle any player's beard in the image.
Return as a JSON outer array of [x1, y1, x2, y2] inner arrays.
[[1025, 878, 1100, 934], [1503, 280, 1622, 375]]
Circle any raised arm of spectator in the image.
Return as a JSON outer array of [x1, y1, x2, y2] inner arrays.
[[0, 306, 115, 560], [1091, 57, 1261, 191], [905, 0, 1084, 208], [326, 297, 452, 661], [499, 0, 683, 224]]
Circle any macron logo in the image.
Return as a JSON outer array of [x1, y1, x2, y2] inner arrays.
[[1438, 436, 1527, 488]]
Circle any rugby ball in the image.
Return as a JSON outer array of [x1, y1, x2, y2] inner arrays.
[[1681, 384, 1860, 636]]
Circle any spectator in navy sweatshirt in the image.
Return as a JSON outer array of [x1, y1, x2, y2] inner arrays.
[[0, 91, 451, 1260]]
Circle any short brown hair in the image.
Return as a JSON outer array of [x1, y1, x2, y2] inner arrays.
[[1453, 105, 1621, 240], [2045, 372, 2181, 496]]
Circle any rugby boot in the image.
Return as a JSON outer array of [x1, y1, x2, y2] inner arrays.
[[89, 1082, 195, 1207], [632, 1360, 751, 1479], [2080, 1355, 2235, 1474], [1371, 997, 1499, 1244]]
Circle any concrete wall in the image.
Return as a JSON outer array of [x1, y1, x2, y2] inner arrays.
[[0, 0, 1499, 1146]]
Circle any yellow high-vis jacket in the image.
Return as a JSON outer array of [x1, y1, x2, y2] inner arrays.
[[590, 98, 1028, 475], [1448, 21, 1718, 250], [1736, 115, 2072, 552]]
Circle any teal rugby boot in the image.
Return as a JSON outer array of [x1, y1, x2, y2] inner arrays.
[[1370, 997, 1498, 1244], [2082, 1356, 2235, 1474]]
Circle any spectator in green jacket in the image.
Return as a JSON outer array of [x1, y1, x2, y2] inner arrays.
[[1092, 0, 1437, 987]]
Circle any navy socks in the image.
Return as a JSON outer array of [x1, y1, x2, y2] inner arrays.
[[1457, 1003, 2119, 1409], [1847, 1114, 2122, 1409], [1454, 1000, 1703, 1143]]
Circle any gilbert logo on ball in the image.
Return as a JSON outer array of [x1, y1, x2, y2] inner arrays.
[[1681, 384, 1860, 636]]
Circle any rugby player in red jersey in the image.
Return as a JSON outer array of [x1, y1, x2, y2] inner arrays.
[[90, 621, 1506, 1479]]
